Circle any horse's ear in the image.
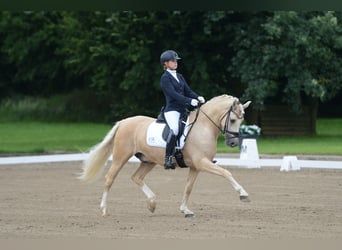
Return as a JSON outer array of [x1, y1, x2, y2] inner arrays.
[[243, 101, 251, 109]]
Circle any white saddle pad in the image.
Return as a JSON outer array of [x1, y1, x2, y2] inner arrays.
[[146, 119, 190, 149]]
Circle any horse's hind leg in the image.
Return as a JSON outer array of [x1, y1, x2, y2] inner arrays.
[[131, 162, 157, 213], [100, 156, 131, 216]]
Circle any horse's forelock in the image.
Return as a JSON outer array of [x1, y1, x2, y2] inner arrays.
[[232, 98, 245, 117]]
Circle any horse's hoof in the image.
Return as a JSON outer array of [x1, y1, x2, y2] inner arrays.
[[184, 213, 195, 218], [240, 195, 251, 202], [147, 199, 156, 213], [101, 207, 107, 217]]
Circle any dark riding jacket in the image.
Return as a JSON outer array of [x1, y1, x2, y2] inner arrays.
[[160, 71, 199, 113]]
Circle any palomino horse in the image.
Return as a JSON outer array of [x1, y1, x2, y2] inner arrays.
[[79, 94, 251, 217]]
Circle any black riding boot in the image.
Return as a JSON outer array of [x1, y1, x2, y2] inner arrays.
[[164, 133, 177, 170]]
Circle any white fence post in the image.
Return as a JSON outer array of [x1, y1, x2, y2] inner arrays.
[[239, 138, 260, 168]]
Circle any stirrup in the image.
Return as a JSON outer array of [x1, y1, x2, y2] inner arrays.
[[174, 150, 187, 168], [164, 156, 175, 170]]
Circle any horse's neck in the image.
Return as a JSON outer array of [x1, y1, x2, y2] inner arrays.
[[201, 102, 230, 123], [189, 105, 225, 138]]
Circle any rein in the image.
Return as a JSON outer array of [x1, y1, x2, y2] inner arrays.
[[183, 105, 202, 142], [183, 103, 242, 142]]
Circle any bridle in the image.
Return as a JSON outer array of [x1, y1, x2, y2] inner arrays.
[[200, 104, 243, 139], [184, 102, 244, 142]]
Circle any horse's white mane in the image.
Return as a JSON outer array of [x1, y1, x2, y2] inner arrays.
[[200, 94, 238, 116], [206, 94, 238, 106]]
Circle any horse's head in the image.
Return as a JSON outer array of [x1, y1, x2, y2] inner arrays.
[[199, 95, 251, 147], [222, 98, 251, 147]]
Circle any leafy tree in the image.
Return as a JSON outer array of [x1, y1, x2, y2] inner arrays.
[[229, 11, 342, 113], [0, 11, 70, 96], [1, 11, 341, 124], [57, 11, 235, 120]]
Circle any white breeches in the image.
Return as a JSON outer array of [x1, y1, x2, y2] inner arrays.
[[164, 111, 180, 136]]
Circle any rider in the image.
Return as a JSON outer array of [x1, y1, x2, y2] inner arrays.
[[160, 50, 205, 169]]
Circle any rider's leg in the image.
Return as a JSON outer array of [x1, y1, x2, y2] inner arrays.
[[164, 111, 180, 169], [164, 130, 177, 169]]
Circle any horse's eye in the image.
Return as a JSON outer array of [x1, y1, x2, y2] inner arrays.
[[230, 119, 236, 123]]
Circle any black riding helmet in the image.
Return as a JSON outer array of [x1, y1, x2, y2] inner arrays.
[[160, 50, 181, 65]]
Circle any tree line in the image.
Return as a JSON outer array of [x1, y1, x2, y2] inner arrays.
[[0, 11, 341, 122]]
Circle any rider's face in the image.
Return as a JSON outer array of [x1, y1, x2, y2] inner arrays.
[[164, 60, 178, 70]]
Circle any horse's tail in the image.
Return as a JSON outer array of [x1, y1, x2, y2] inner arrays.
[[78, 121, 120, 182]]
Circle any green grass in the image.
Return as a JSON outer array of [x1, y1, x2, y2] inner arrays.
[[0, 119, 341, 155], [217, 118, 342, 155], [0, 122, 111, 154]]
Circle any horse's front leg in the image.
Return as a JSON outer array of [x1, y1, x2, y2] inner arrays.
[[200, 158, 250, 202], [180, 168, 199, 218]]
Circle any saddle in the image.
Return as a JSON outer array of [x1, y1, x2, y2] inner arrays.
[[156, 107, 189, 168], [156, 107, 189, 140]]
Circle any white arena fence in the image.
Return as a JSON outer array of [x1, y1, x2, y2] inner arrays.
[[0, 153, 341, 171]]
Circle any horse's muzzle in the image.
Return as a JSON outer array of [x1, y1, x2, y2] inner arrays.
[[225, 137, 239, 147]]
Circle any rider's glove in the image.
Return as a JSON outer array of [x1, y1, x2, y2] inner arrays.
[[191, 99, 199, 107], [198, 96, 205, 104]]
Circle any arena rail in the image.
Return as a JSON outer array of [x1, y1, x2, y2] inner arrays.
[[0, 153, 341, 170]]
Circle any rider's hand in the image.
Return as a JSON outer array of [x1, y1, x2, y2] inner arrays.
[[191, 99, 199, 107], [198, 96, 205, 104]]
